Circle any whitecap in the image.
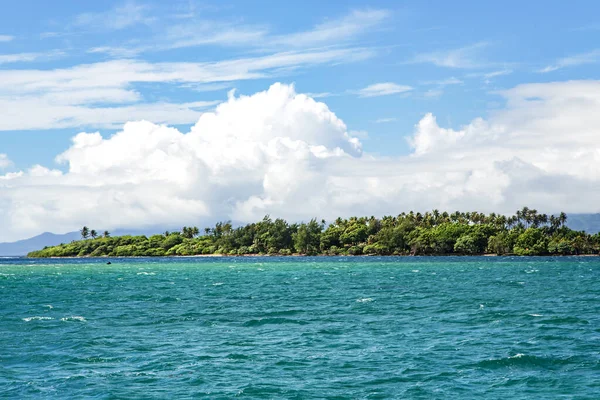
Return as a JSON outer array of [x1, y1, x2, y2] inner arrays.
[[136, 272, 155, 276], [43, 305, 53, 309], [529, 313, 543, 317], [212, 282, 224, 286], [61, 316, 86, 322], [479, 304, 485, 309], [411, 270, 420, 273], [357, 298, 374, 303], [23, 316, 53, 322], [510, 353, 525, 359]]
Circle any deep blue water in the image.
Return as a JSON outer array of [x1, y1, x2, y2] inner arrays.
[[1, 256, 599, 399]]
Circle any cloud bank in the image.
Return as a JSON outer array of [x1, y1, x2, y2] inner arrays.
[[1, 81, 600, 241]]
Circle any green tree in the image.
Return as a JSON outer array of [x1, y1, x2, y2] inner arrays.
[[514, 228, 548, 255], [293, 219, 323, 255], [90, 230, 97, 239], [80, 226, 89, 240], [454, 235, 479, 254]]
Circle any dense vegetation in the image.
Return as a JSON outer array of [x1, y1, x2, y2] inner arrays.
[[28, 208, 600, 257]]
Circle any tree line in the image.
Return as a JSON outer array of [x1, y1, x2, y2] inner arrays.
[[27, 208, 599, 258]]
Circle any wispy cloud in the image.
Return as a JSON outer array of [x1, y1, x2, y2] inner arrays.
[[0, 35, 14, 42], [269, 9, 389, 48], [374, 118, 397, 123], [0, 154, 12, 169], [304, 92, 337, 99], [422, 77, 463, 86], [88, 8, 389, 57], [357, 82, 412, 97], [0, 50, 64, 65], [538, 49, 600, 73], [423, 89, 443, 98], [466, 69, 513, 84], [74, 1, 155, 31], [408, 42, 491, 69], [0, 47, 374, 131]]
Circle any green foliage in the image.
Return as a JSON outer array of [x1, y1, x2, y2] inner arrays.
[[513, 228, 549, 256], [28, 208, 599, 258], [293, 219, 323, 255]]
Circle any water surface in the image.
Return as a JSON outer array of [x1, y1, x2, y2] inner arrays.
[[1, 256, 599, 398]]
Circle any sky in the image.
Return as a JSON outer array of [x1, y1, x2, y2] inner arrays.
[[0, 0, 600, 241]]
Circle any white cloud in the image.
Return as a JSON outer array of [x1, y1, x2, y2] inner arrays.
[[0, 83, 361, 240], [269, 9, 389, 49], [374, 118, 397, 123], [0, 154, 12, 169], [2, 81, 600, 241], [0, 48, 372, 131], [0, 50, 64, 65], [481, 69, 513, 79], [357, 82, 412, 97], [0, 35, 14, 42], [409, 42, 491, 68], [539, 49, 600, 73], [422, 77, 463, 86], [74, 1, 155, 31], [423, 89, 443, 98], [88, 8, 389, 56]]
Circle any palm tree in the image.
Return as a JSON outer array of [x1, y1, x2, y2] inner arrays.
[[559, 212, 568, 228], [90, 230, 97, 239], [80, 226, 89, 240], [103, 231, 110, 238]]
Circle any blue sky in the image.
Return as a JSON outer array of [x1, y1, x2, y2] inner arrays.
[[1, 1, 600, 241], [1, 0, 598, 169]]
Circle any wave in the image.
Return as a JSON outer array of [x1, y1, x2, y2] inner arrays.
[[23, 316, 53, 322], [60, 316, 86, 322], [356, 297, 374, 303]]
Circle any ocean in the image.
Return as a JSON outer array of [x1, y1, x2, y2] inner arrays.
[[1, 256, 599, 399]]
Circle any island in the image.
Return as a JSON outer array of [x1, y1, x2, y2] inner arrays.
[[27, 208, 599, 257]]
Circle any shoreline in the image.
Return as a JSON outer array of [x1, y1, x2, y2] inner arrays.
[[28, 253, 600, 259]]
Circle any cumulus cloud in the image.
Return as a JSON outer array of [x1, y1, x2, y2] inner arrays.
[[1, 81, 600, 241]]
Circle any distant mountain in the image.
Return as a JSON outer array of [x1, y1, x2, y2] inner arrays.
[[566, 214, 600, 234], [0, 227, 173, 256], [0, 232, 80, 257]]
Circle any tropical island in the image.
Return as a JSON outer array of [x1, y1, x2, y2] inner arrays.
[[26, 208, 600, 257]]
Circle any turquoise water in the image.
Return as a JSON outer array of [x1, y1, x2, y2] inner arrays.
[[1, 256, 599, 399]]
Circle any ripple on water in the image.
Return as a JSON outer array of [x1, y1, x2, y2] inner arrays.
[[473, 354, 578, 370], [2, 256, 599, 398], [243, 317, 309, 327]]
